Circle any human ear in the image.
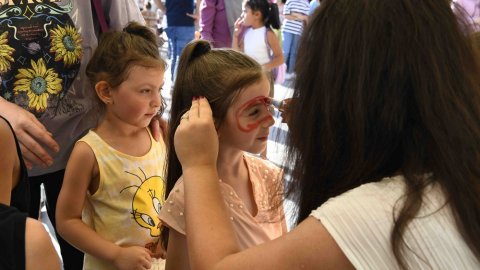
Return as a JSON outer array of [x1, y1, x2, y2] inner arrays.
[[95, 81, 113, 104]]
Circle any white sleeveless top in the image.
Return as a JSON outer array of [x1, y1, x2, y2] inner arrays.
[[243, 26, 271, 65], [310, 176, 479, 269]]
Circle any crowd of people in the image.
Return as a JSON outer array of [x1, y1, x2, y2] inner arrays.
[[1, 0, 480, 270]]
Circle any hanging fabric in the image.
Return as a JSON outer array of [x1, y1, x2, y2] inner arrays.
[[91, 0, 109, 33]]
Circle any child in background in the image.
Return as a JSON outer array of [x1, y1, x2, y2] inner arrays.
[[158, 40, 287, 270], [56, 22, 167, 270], [0, 116, 60, 270], [232, 0, 284, 87]]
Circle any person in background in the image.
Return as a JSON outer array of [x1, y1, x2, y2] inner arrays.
[[455, 0, 480, 31], [282, 0, 309, 79], [142, 1, 159, 34], [158, 40, 287, 270], [199, 0, 243, 48], [156, 0, 197, 81], [0, 116, 60, 270], [232, 0, 284, 77], [56, 22, 168, 270], [171, 0, 480, 269]]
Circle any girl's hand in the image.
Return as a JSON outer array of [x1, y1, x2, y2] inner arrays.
[[174, 97, 218, 170], [113, 246, 152, 270], [152, 240, 167, 259], [233, 16, 244, 38]]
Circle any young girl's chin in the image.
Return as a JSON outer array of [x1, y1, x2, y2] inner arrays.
[[247, 143, 267, 155]]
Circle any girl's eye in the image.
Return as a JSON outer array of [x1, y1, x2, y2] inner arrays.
[[140, 89, 151, 94], [248, 108, 260, 116]]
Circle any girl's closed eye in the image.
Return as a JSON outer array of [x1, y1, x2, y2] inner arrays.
[[248, 108, 260, 117]]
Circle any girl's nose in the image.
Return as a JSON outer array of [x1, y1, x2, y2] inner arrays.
[[151, 92, 162, 107], [261, 114, 275, 128]]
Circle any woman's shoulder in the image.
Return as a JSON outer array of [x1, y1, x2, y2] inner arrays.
[[311, 176, 405, 219]]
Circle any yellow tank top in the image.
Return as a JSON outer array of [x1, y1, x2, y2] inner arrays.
[[79, 129, 166, 270]]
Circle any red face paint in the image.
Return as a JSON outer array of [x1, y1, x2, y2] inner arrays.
[[235, 96, 275, 132]]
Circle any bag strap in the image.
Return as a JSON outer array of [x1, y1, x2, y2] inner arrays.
[[91, 0, 109, 33], [264, 27, 274, 59]]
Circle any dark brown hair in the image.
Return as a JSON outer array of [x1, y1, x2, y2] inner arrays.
[[85, 21, 166, 116], [244, 0, 281, 29], [287, 0, 480, 268], [160, 39, 265, 248]]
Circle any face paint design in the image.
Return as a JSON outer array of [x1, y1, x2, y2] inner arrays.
[[235, 96, 275, 132]]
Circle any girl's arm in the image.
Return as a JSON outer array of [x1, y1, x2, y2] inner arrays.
[[264, 30, 284, 71], [176, 98, 354, 270], [165, 229, 191, 270], [56, 142, 152, 270]]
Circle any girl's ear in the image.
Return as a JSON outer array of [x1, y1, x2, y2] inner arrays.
[[95, 81, 113, 104]]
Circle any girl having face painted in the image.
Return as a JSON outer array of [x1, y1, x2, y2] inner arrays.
[[158, 39, 287, 270]]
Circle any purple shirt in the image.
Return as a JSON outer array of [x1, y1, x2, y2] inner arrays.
[[199, 0, 232, 48], [455, 0, 480, 32]]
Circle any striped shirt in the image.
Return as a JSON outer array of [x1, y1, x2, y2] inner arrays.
[[282, 0, 310, 36]]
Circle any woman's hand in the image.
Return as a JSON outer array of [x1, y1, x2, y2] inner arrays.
[[149, 115, 168, 142], [280, 98, 292, 125], [0, 98, 59, 169], [174, 97, 218, 170]]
